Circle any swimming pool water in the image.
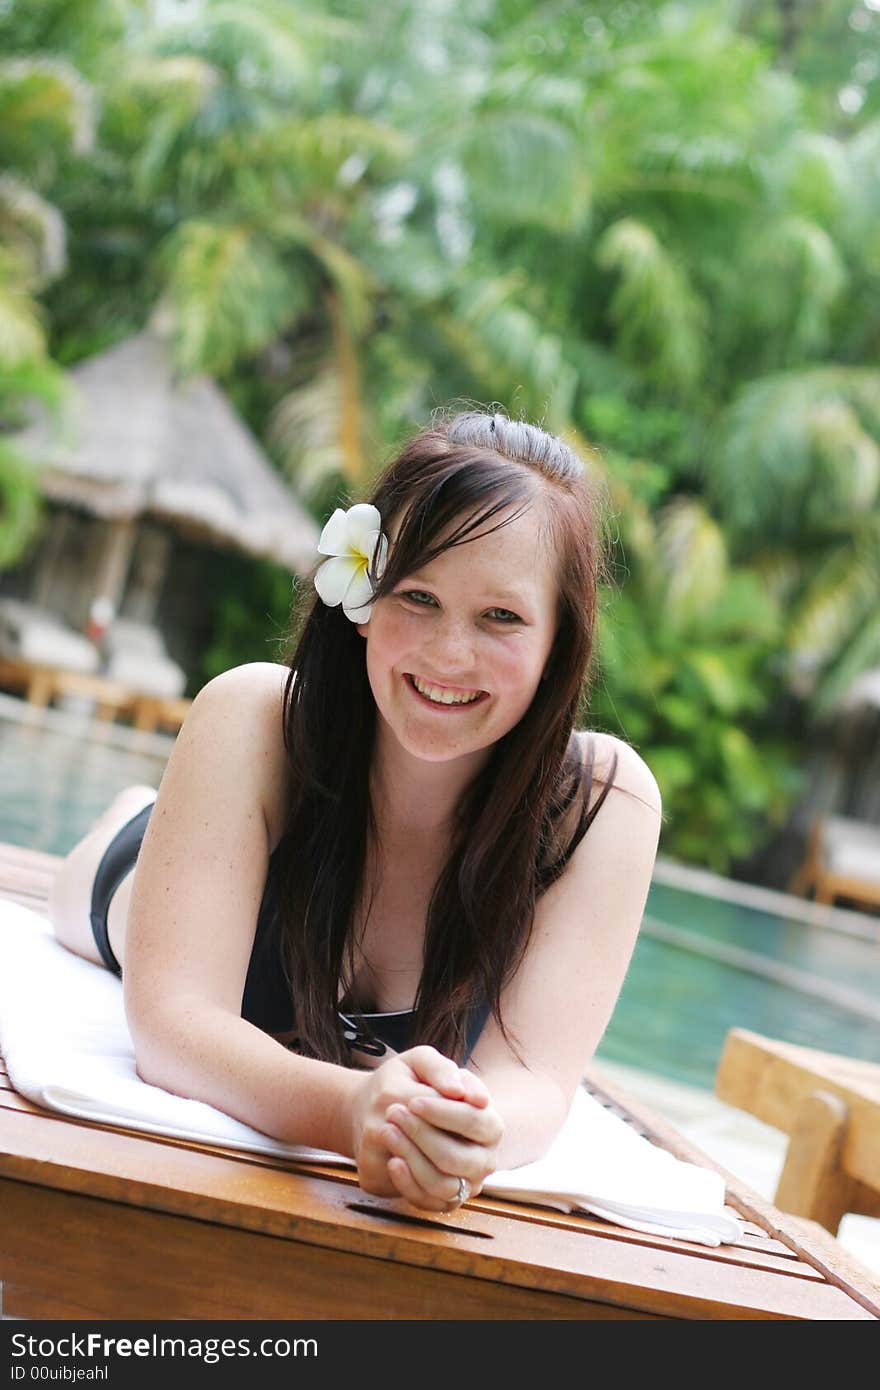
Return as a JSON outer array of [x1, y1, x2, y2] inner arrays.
[[595, 916, 880, 1092], [3, 699, 877, 1093], [0, 698, 171, 855]]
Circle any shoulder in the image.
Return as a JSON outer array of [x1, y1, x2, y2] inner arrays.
[[198, 660, 289, 706], [577, 730, 662, 819], [190, 662, 292, 846]]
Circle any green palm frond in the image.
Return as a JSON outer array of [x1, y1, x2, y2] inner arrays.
[[742, 214, 847, 358], [240, 113, 412, 209], [267, 353, 347, 497], [154, 220, 311, 376], [806, 399, 880, 521], [709, 366, 880, 544], [0, 437, 45, 570], [449, 111, 590, 233], [253, 203, 379, 337], [0, 174, 66, 286], [148, 0, 342, 97], [0, 245, 49, 367], [595, 218, 706, 394], [773, 131, 855, 229], [845, 118, 880, 270], [615, 128, 760, 206], [751, 549, 807, 608], [103, 54, 222, 198], [700, 569, 782, 645], [0, 55, 95, 171], [812, 601, 880, 719], [786, 538, 879, 673], [655, 496, 728, 626], [432, 282, 579, 426]]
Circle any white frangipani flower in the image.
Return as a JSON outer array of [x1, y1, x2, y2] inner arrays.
[[313, 502, 389, 623]]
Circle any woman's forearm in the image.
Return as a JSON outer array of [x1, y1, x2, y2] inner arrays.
[[128, 997, 362, 1156], [474, 1063, 570, 1172]]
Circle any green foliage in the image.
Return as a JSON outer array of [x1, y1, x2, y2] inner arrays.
[[0, 437, 46, 569], [198, 551, 297, 683], [1, 0, 879, 877], [589, 574, 799, 872]]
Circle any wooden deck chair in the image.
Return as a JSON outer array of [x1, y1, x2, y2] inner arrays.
[[1, 841, 878, 1321], [716, 1029, 880, 1237], [789, 815, 880, 912]]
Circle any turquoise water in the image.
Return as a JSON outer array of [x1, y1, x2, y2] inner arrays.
[[0, 702, 170, 854], [3, 700, 878, 1093], [596, 903, 880, 1091]]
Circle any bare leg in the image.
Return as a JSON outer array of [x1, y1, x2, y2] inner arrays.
[[47, 784, 158, 970]]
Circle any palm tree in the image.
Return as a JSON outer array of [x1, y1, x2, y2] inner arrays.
[[0, 47, 93, 567], [6, 0, 880, 868]]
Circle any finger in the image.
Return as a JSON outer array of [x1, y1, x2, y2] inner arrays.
[[403, 1046, 466, 1100], [405, 1094, 502, 1145], [385, 1105, 483, 1179], [457, 1069, 490, 1107], [385, 1156, 454, 1214], [382, 1119, 464, 1198]]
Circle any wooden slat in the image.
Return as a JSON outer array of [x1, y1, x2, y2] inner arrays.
[[0, 1085, 809, 1277], [0, 1107, 870, 1319], [4, 1180, 656, 1321], [0, 1054, 804, 1265]]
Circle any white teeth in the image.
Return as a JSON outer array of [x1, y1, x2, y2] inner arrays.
[[411, 675, 482, 705]]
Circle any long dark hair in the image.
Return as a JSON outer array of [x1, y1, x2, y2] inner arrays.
[[277, 408, 618, 1065]]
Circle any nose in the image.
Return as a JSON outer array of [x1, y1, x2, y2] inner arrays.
[[423, 614, 478, 682]]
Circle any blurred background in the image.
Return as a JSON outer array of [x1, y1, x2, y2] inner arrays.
[[0, 0, 878, 1268], [3, 0, 880, 879]]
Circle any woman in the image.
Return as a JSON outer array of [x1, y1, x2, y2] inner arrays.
[[48, 408, 662, 1214]]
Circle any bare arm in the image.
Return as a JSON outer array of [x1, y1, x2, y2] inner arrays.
[[474, 734, 662, 1160], [379, 733, 663, 1202], [122, 664, 350, 1149]]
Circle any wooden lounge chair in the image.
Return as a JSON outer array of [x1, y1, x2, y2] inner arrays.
[[716, 1028, 880, 1237], [0, 655, 191, 732], [789, 815, 880, 912], [2, 841, 879, 1321], [0, 598, 100, 676]]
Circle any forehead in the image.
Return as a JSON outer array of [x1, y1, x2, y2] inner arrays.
[[389, 503, 558, 608]]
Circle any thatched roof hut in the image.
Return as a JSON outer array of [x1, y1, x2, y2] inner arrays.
[[14, 329, 319, 572]]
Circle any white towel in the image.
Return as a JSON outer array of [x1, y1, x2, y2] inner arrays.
[[0, 899, 743, 1246]]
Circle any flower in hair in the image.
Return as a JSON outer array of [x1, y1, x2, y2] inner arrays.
[[313, 502, 388, 623]]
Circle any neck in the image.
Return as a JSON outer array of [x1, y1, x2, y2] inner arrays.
[[369, 720, 491, 840]]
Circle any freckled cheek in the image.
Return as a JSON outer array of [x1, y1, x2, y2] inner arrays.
[[368, 609, 538, 698], [363, 609, 412, 690], [371, 611, 412, 670]]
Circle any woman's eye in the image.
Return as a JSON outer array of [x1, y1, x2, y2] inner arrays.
[[400, 591, 520, 623]]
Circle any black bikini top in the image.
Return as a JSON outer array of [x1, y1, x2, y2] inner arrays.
[[241, 843, 488, 1062]]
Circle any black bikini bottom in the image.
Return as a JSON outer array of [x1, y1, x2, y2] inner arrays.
[[88, 801, 154, 975]]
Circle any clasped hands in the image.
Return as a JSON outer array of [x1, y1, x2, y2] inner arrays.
[[350, 1045, 504, 1213]]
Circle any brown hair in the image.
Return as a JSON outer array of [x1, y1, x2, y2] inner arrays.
[[277, 408, 618, 1065]]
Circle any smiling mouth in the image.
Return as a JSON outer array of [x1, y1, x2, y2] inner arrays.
[[404, 673, 489, 707]]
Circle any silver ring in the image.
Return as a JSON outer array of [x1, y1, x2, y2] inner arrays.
[[442, 1176, 472, 1213]]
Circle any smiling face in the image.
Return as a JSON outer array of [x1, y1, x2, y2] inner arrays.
[[357, 501, 560, 766]]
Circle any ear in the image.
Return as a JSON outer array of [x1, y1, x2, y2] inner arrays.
[[355, 621, 369, 639]]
